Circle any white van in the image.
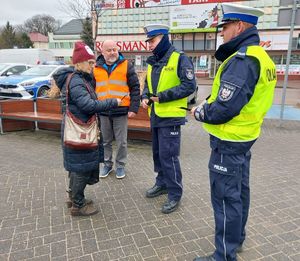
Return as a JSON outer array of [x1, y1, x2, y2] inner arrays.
[[0, 48, 55, 65]]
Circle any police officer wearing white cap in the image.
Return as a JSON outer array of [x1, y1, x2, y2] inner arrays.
[[192, 3, 276, 261], [141, 24, 196, 214]]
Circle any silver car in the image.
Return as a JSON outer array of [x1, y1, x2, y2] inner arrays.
[[0, 63, 31, 77]]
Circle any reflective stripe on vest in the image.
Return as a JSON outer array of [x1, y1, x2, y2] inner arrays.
[[203, 46, 277, 141], [94, 60, 130, 106], [147, 51, 187, 117]]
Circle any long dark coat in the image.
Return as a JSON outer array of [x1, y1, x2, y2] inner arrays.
[[53, 67, 118, 173]]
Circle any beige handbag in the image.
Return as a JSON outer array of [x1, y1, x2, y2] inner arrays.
[[63, 73, 99, 150]]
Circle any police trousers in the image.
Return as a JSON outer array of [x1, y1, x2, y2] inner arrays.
[[152, 126, 182, 201], [209, 145, 251, 261]]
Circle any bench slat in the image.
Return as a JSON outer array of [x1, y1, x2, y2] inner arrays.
[[1, 112, 62, 123], [0, 99, 151, 140]]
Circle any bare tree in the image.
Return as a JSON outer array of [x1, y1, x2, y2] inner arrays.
[[23, 15, 61, 36], [59, 0, 106, 53], [59, 0, 90, 20]]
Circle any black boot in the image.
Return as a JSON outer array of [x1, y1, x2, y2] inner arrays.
[[161, 199, 180, 214], [145, 185, 167, 198], [66, 191, 93, 208]]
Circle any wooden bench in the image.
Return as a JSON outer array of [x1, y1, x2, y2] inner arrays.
[[127, 106, 151, 141], [0, 98, 151, 141], [0, 98, 62, 134]]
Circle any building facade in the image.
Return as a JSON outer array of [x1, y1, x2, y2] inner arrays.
[[29, 32, 49, 49], [95, 0, 300, 78], [48, 19, 84, 63]]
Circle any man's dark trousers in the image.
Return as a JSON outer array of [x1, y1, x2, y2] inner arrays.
[[152, 126, 182, 201], [209, 147, 251, 261]]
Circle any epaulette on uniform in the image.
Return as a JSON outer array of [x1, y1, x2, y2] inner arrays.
[[236, 46, 247, 59]]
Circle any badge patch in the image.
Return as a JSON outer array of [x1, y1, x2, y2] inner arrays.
[[218, 83, 236, 101], [185, 68, 194, 80]]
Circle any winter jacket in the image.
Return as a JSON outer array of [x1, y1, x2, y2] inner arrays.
[[53, 67, 118, 173]]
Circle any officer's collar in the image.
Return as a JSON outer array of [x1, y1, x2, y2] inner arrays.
[[147, 45, 175, 66], [215, 26, 260, 62]]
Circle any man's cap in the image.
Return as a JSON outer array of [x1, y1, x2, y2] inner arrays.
[[143, 24, 169, 42], [72, 41, 95, 64], [218, 3, 264, 27]]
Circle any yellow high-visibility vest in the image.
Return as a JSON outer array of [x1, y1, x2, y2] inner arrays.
[[147, 51, 187, 117], [203, 46, 277, 141]]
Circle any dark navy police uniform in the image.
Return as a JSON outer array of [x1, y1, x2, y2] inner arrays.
[[142, 36, 196, 203], [194, 27, 262, 261], [193, 2, 277, 260]]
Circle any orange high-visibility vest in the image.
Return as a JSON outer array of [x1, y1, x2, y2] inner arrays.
[[94, 60, 130, 106]]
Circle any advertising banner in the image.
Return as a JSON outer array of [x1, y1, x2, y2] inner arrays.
[[97, 0, 242, 9], [170, 3, 220, 33], [124, 0, 180, 9]]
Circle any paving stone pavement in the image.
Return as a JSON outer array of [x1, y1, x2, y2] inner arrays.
[[0, 117, 299, 261]]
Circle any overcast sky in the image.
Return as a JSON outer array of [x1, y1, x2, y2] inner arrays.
[[0, 0, 73, 27]]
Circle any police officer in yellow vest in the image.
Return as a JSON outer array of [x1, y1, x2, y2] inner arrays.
[[141, 24, 196, 214], [192, 4, 277, 261]]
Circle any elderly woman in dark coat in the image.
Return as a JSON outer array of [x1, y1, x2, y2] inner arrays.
[[53, 42, 120, 216]]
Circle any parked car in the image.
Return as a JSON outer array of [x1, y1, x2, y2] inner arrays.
[[42, 61, 65, 65], [0, 63, 31, 77], [0, 65, 68, 99]]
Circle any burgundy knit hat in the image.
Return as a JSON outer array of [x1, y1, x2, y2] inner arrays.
[[72, 42, 95, 64]]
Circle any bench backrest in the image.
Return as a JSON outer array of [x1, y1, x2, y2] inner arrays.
[[36, 98, 62, 114], [0, 99, 34, 113]]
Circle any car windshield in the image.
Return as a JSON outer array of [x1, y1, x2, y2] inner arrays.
[[21, 66, 57, 76], [0, 64, 9, 71]]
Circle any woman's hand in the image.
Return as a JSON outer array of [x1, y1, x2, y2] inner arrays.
[[116, 98, 122, 106]]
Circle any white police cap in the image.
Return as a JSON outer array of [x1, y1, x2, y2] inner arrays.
[[218, 3, 264, 27], [143, 24, 169, 42]]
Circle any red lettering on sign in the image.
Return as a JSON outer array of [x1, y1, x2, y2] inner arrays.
[[96, 42, 102, 52], [123, 42, 132, 51], [139, 41, 147, 50], [96, 41, 149, 52], [116, 41, 122, 50]]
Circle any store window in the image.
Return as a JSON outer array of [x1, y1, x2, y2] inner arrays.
[[194, 33, 205, 51], [205, 39, 216, 50], [183, 33, 193, 51], [171, 34, 183, 51], [195, 40, 205, 51]]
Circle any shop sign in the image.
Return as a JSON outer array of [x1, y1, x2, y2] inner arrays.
[[123, 0, 180, 8], [96, 0, 241, 9], [96, 41, 149, 52]]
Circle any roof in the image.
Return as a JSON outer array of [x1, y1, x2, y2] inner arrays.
[[54, 19, 84, 35], [29, 32, 48, 42]]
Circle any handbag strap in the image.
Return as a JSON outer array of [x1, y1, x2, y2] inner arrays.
[[65, 72, 74, 111], [65, 72, 95, 111]]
